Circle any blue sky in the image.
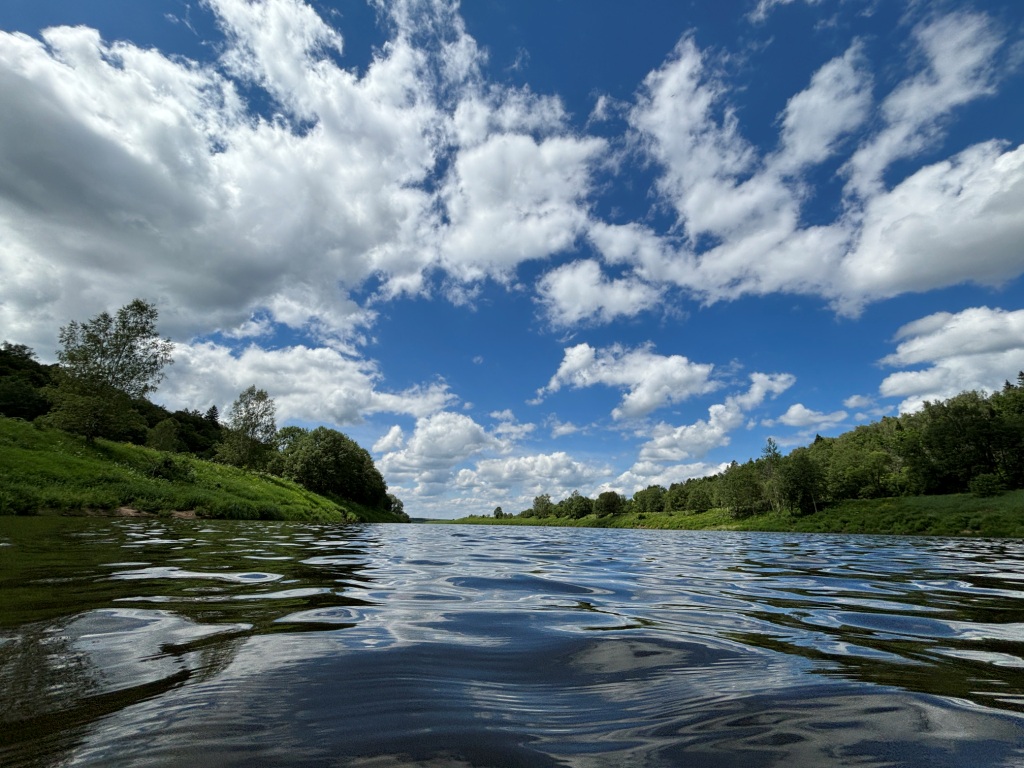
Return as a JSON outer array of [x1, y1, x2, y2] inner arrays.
[[2, 0, 1023, 518]]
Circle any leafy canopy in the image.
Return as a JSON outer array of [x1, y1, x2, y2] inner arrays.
[[57, 298, 174, 399]]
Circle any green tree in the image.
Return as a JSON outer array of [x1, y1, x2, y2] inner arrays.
[[532, 494, 555, 518], [779, 447, 825, 515], [56, 298, 173, 399], [44, 300, 174, 442], [0, 343, 52, 419], [218, 386, 277, 470], [760, 437, 784, 513], [632, 484, 667, 514], [716, 461, 765, 518], [147, 417, 184, 452], [282, 426, 388, 508], [43, 372, 147, 443], [686, 479, 714, 513], [594, 490, 624, 517], [559, 490, 594, 519]]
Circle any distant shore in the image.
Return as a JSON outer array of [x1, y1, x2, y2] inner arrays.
[[440, 491, 1024, 537]]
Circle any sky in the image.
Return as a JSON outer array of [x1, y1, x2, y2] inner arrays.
[[2, 0, 1024, 518]]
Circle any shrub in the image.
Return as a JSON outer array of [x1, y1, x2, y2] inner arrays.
[[969, 473, 1005, 498]]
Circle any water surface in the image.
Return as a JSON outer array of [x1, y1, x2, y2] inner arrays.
[[2, 517, 1023, 766]]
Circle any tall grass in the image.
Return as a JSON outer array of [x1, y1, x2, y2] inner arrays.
[[0, 417, 389, 522]]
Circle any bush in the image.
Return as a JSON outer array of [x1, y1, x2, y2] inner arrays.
[[144, 454, 196, 483], [0, 486, 41, 515], [969, 473, 1005, 498]]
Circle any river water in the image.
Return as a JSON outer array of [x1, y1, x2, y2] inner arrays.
[[1, 517, 1023, 767]]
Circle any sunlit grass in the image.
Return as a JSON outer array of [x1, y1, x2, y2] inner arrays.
[[0, 416, 388, 522]]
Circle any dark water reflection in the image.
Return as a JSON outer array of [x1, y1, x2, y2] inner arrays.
[[2, 518, 1024, 767]]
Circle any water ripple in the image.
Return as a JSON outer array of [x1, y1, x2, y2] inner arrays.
[[2, 519, 1024, 766]]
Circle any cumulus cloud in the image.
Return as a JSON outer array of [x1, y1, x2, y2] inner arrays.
[[160, 341, 454, 423], [537, 259, 663, 327], [837, 141, 1024, 310], [377, 411, 502, 494], [765, 403, 847, 429], [537, 342, 718, 420], [454, 452, 606, 499], [634, 372, 794, 464], [878, 307, 1024, 413], [601, 9, 1022, 315], [614, 461, 727, 495]]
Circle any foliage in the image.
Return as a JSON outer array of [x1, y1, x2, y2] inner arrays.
[[56, 299, 174, 400], [0, 416, 407, 522], [594, 490, 624, 517], [279, 426, 389, 509], [42, 372, 148, 444], [0, 343, 53, 420], [218, 386, 277, 470]]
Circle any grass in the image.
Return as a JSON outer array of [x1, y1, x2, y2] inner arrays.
[[0, 416, 402, 523], [445, 492, 1024, 537]]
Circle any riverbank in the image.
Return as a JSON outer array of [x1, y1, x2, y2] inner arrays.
[[0, 417, 404, 523], [443, 491, 1024, 537]]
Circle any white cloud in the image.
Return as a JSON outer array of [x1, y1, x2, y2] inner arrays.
[[455, 452, 604, 495], [439, 134, 607, 281], [635, 372, 794, 463], [838, 141, 1024, 310], [549, 419, 581, 438], [160, 341, 453, 424], [614, 461, 727, 495], [843, 12, 1005, 198], [377, 411, 502, 494], [748, 0, 821, 23], [538, 342, 718, 420], [489, 410, 536, 440], [773, 43, 872, 174], [537, 259, 663, 327], [765, 403, 848, 429], [878, 306, 1024, 412], [843, 394, 873, 409]]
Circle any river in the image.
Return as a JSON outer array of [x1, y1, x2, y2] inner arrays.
[[1, 516, 1023, 767]]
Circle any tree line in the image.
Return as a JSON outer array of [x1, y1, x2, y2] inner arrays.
[[0, 299, 404, 518], [506, 375, 1024, 522]]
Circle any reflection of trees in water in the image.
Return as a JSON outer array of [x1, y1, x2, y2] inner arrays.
[[0, 518, 377, 766], [731, 616, 1024, 715], [0, 611, 250, 765]]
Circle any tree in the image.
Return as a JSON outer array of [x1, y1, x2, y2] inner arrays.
[[531, 494, 555, 518], [44, 372, 147, 443], [204, 404, 220, 425], [0, 343, 52, 420], [44, 300, 173, 442], [282, 426, 388, 508], [147, 417, 184, 452], [218, 386, 277, 470], [760, 438, 784, 513], [559, 490, 594, 519], [56, 298, 173, 399], [716, 461, 765, 518], [779, 447, 825, 515], [594, 490, 624, 517], [632, 485, 667, 514]]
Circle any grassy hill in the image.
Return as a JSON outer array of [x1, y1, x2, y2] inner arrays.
[[0, 417, 403, 523], [446, 491, 1024, 537]]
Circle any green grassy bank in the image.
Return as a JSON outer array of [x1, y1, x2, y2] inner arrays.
[[445, 491, 1024, 537], [0, 417, 402, 523]]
